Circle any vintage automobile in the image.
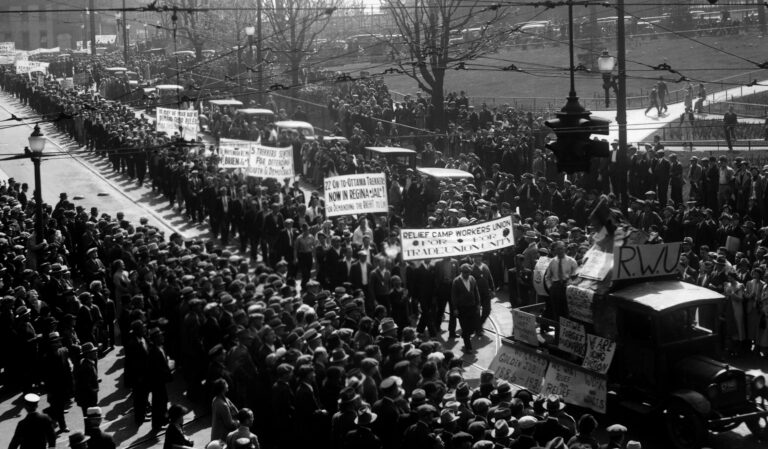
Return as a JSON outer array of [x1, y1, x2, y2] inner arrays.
[[513, 275, 768, 449]]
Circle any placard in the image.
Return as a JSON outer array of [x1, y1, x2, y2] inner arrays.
[[95, 35, 117, 45], [582, 334, 617, 375], [566, 285, 594, 324], [488, 344, 548, 393], [558, 317, 586, 357], [541, 361, 607, 413], [244, 145, 294, 180], [0, 42, 14, 65], [156, 107, 199, 138], [218, 138, 252, 168], [512, 309, 539, 346], [578, 248, 613, 281], [400, 216, 514, 261], [60, 78, 74, 90], [532, 256, 551, 296], [324, 173, 388, 217], [613, 242, 682, 280], [14, 60, 49, 74]]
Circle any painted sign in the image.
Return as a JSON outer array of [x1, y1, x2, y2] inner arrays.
[[324, 173, 388, 217], [512, 309, 539, 346], [400, 216, 514, 261], [613, 243, 682, 280], [578, 248, 613, 281], [488, 344, 548, 394], [533, 256, 551, 296], [156, 107, 199, 138], [582, 334, 617, 375], [243, 145, 294, 180], [218, 138, 253, 168], [558, 317, 586, 357], [541, 361, 607, 413], [566, 285, 595, 324]]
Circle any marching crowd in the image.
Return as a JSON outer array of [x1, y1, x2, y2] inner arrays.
[[1, 59, 767, 449]]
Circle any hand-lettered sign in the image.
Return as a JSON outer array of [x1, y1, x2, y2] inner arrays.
[[613, 243, 681, 281]]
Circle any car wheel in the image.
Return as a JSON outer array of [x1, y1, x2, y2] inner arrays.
[[664, 400, 708, 449]]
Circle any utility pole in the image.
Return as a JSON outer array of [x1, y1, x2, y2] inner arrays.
[[89, 0, 97, 58], [122, 0, 130, 65], [256, 0, 263, 105], [617, 0, 629, 213], [758, 0, 767, 36]]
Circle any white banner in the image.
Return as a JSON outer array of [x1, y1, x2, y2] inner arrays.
[[15, 60, 49, 74], [60, 78, 74, 90], [541, 361, 607, 413], [533, 256, 551, 296], [613, 242, 682, 281], [488, 344, 548, 394], [28, 47, 60, 56], [324, 173, 388, 217], [0, 42, 14, 64], [400, 216, 514, 261], [244, 145, 294, 180], [578, 248, 613, 281], [566, 285, 595, 324], [558, 317, 586, 357], [218, 138, 253, 168], [156, 107, 199, 138], [96, 35, 117, 45]]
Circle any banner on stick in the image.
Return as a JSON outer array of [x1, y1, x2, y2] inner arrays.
[[512, 309, 539, 346], [244, 145, 294, 180], [15, 60, 49, 74], [156, 107, 199, 138], [324, 173, 388, 217], [400, 216, 514, 261], [218, 138, 253, 169]]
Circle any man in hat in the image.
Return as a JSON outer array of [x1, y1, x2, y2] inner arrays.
[[451, 264, 481, 353], [604, 424, 628, 449], [83, 407, 116, 449], [125, 320, 149, 425], [147, 326, 173, 431], [401, 404, 440, 449], [41, 331, 73, 433], [75, 342, 100, 414], [68, 432, 90, 449], [372, 376, 407, 449], [9, 394, 56, 449], [343, 407, 380, 449]]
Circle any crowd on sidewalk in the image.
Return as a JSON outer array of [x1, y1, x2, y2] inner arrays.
[[2, 60, 768, 449]]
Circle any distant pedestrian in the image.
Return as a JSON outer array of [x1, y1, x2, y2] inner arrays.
[[657, 77, 668, 113], [645, 87, 660, 116], [724, 105, 738, 151]]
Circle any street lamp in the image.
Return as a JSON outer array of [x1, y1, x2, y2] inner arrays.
[[245, 26, 256, 102], [28, 124, 46, 244], [597, 50, 617, 108]]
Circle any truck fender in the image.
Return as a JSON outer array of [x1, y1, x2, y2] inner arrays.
[[668, 389, 711, 416]]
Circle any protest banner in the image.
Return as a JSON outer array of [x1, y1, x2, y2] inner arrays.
[[15, 60, 49, 74], [73, 72, 90, 86], [218, 138, 253, 169], [96, 35, 117, 45], [156, 107, 199, 138], [324, 173, 388, 217], [558, 317, 586, 357], [532, 256, 551, 296], [512, 309, 539, 346], [488, 344, 548, 393], [613, 242, 682, 281], [578, 248, 613, 281], [566, 285, 594, 324], [60, 78, 74, 90], [582, 334, 617, 375], [243, 145, 294, 180], [541, 361, 607, 413], [400, 216, 514, 261], [0, 42, 15, 65]]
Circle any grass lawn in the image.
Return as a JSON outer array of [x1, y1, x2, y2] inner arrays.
[[330, 32, 768, 111]]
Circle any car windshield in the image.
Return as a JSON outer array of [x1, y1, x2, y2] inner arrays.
[[658, 304, 717, 343]]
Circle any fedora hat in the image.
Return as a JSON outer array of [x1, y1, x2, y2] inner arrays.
[[337, 387, 360, 405], [354, 408, 378, 425], [491, 419, 514, 438], [69, 432, 90, 448], [546, 394, 566, 412], [439, 409, 459, 424], [329, 348, 349, 364], [379, 317, 398, 333], [81, 342, 98, 354]]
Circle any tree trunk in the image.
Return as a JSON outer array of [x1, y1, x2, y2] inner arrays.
[[431, 70, 446, 131], [194, 42, 204, 62], [291, 56, 301, 98]]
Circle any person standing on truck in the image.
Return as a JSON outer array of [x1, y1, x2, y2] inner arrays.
[[544, 241, 578, 321], [724, 105, 738, 151]]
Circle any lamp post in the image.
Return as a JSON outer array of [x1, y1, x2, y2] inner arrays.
[[245, 26, 255, 103], [597, 50, 616, 108], [28, 124, 46, 244]]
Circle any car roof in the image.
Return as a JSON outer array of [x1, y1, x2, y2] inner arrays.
[[209, 99, 243, 106], [275, 120, 313, 128], [365, 146, 416, 155], [236, 108, 274, 115], [416, 167, 474, 179], [610, 280, 724, 312]]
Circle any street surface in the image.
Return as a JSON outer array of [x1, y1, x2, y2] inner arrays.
[[1, 85, 768, 448]]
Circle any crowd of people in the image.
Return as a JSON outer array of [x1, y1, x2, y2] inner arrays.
[[2, 54, 768, 449]]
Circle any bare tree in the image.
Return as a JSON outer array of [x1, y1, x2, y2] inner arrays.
[[262, 0, 342, 92], [383, 0, 508, 128]]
